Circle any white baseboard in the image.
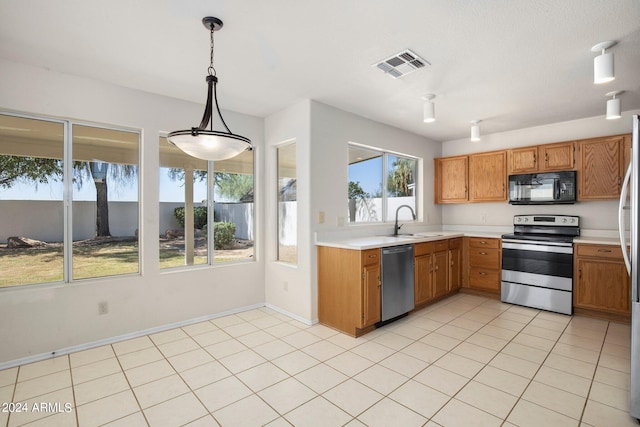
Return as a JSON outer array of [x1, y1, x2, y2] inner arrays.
[[265, 303, 317, 326], [0, 302, 267, 371]]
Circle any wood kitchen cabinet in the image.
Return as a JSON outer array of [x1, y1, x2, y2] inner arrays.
[[448, 238, 462, 292], [465, 237, 501, 294], [574, 243, 630, 319], [318, 247, 381, 336], [508, 146, 539, 174], [540, 141, 575, 171], [508, 142, 575, 174], [414, 241, 448, 305], [578, 134, 630, 200], [469, 151, 507, 202], [415, 239, 462, 307], [434, 156, 468, 203]]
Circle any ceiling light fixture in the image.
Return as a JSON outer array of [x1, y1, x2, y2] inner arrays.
[[591, 41, 616, 84], [167, 17, 252, 161], [422, 94, 436, 123], [606, 91, 623, 120], [470, 120, 481, 141]]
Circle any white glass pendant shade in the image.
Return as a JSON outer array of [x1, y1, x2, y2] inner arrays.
[[422, 94, 436, 123], [606, 91, 622, 120], [470, 120, 481, 141], [167, 131, 252, 160]]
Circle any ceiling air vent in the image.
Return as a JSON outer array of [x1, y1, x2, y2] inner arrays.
[[373, 49, 430, 79]]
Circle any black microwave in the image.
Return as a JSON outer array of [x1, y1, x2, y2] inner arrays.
[[508, 171, 577, 204]]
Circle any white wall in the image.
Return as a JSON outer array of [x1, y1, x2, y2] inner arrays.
[[308, 101, 443, 321], [0, 59, 265, 364], [440, 111, 640, 234], [264, 100, 312, 322]]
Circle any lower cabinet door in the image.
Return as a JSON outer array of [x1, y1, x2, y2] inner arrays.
[[362, 264, 381, 327]]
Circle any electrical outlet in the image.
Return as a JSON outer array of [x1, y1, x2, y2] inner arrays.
[[283, 281, 289, 292], [98, 301, 108, 315], [318, 211, 325, 224], [337, 216, 345, 227], [481, 213, 487, 224]]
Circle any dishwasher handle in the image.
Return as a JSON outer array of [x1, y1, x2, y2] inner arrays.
[[382, 245, 414, 255]]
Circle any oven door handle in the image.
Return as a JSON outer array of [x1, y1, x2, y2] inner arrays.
[[502, 241, 573, 254]]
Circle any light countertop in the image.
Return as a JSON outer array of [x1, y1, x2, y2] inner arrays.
[[316, 230, 499, 250], [316, 230, 624, 250]]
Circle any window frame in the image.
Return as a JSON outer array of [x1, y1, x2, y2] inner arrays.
[[347, 142, 419, 225], [0, 110, 141, 288]]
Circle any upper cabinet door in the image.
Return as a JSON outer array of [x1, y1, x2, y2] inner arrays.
[[469, 151, 507, 202], [540, 141, 575, 171], [434, 156, 468, 203], [578, 135, 625, 200], [508, 146, 538, 174]]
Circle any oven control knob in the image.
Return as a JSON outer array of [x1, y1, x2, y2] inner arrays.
[[562, 218, 567, 223], [524, 217, 529, 222], [516, 217, 522, 222]]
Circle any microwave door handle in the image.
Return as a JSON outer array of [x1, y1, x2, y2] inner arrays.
[[554, 179, 560, 200]]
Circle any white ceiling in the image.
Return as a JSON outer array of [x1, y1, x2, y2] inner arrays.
[[1, 0, 639, 142]]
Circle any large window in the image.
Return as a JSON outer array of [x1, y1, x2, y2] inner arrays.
[[348, 144, 418, 223], [277, 143, 297, 264], [159, 137, 254, 269], [0, 115, 64, 287], [0, 112, 140, 288]]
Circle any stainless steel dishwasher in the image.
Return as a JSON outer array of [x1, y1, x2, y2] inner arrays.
[[381, 244, 415, 322]]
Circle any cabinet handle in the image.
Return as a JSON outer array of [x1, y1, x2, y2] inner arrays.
[[545, 153, 549, 164], [480, 241, 487, 244], [533, 154, 537, 165], [597, 248, 612, 253], [578, 269, 582, 279], [479, 252, 487, 255], [479, 272, 486, 276]]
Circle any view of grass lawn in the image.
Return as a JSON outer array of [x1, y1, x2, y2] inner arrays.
[[1, 239, 253, 287]]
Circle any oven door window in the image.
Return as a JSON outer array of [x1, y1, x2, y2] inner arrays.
[[502, 243, 573, 278]]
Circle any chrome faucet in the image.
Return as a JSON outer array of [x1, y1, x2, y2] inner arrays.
[[393, 205, 416, 236]]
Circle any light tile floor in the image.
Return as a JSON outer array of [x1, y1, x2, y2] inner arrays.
[[0, 293, 636, 427]]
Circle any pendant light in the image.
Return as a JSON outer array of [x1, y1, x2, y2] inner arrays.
[[606, 91, 623, 120], [591, 41, 616, 84], [470, 120, 481, 141], [168, 17, 252, 161], [422, 94, 436, 123]]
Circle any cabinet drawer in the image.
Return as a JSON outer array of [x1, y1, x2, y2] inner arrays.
[[576, 244, 623, 260], [414, 242, 435, 257], [433, 240, 449, 252], [362, 249, 380, 265], [469, 267, 500, 291], [448, 238, 462, 250], [468, 237, 500, 249], [469, 248, 500, 269]]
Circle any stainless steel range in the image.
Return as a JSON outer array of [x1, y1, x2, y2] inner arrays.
[[501, 214, 580, 315]]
